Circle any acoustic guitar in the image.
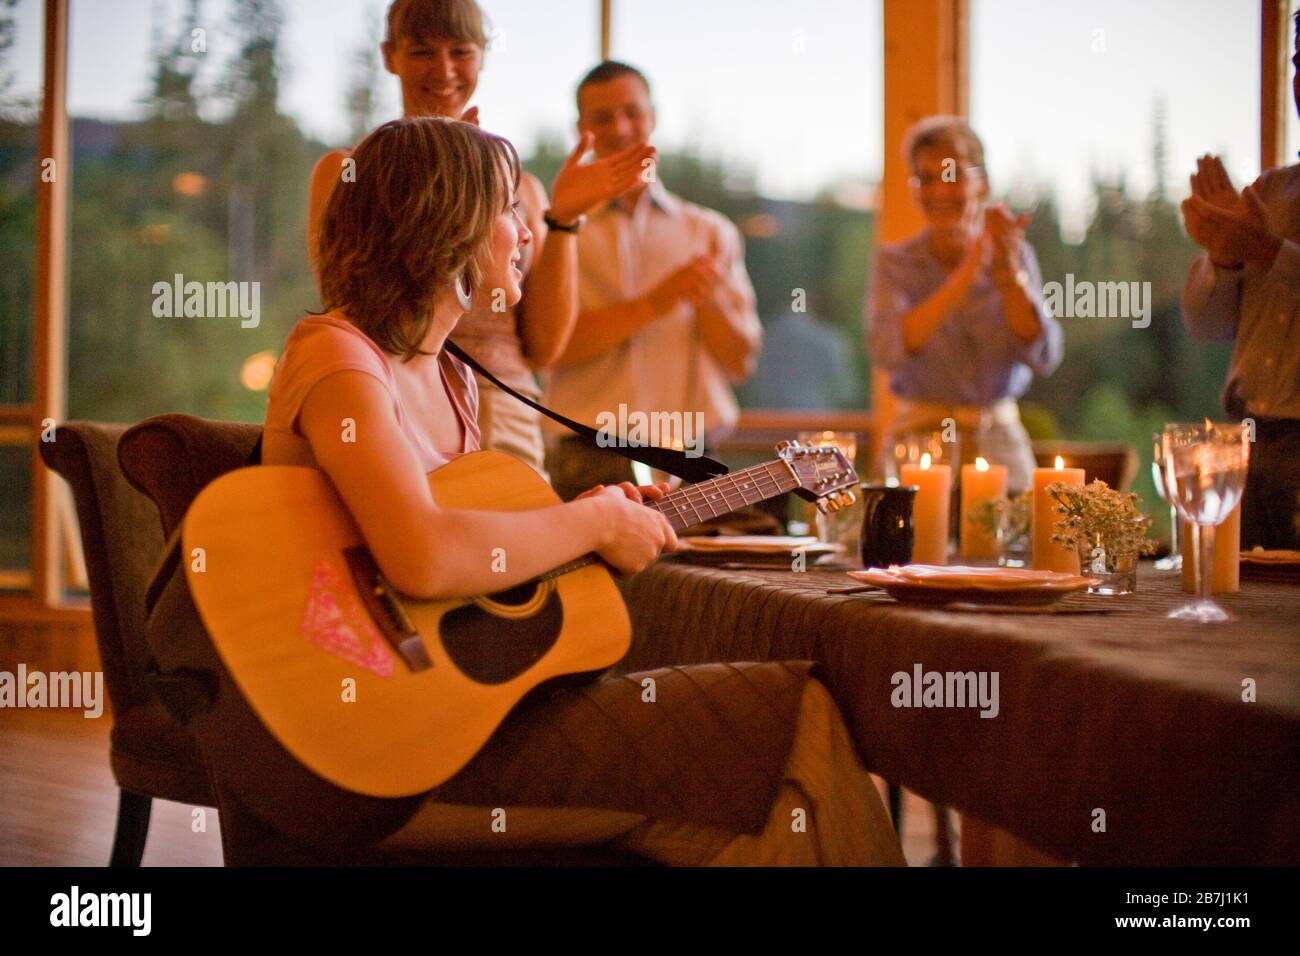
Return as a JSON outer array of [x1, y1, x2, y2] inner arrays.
[[182, 440, 857, 800]]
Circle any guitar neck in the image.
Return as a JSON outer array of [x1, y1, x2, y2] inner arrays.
[[649, 459, 798, 531]]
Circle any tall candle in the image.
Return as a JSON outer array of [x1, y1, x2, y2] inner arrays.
[[1032, 456, 1085, 574], [1180, 500, 1241, 593], [900, 453, 951, 565], [960, 457, 1008, 561]]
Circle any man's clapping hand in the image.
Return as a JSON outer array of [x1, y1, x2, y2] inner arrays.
[[1182, 155, 1280, 270], [1190, 154, 1241, 213], [548, 134, 658, 225], [644, 255, 725, 316]]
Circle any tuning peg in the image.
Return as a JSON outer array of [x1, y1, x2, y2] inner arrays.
[[775, 440, 792, 454], [815, 498, 831, 515], [839, 490, 857, 507], [825, 497, 843, 513]]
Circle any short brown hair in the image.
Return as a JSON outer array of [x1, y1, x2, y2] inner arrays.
[[317, 117, 520, 359], [576, 60, 652, 113], [903, 116, 986, 175], [385, 0, 488, 49]]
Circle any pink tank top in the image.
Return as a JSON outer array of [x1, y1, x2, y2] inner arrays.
[[264, 313, 480, 474]]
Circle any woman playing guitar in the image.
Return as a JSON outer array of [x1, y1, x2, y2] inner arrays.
[[266, 116, 903, 865]]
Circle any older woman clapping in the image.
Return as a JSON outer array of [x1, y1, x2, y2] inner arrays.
[[867, 116, 1063, 490]]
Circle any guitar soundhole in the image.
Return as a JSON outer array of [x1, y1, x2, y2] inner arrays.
[[440, 585, 564, 685], [483, 581, 543, 608]]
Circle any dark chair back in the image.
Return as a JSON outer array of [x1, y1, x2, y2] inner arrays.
[[38, 422, 212, 806], [118, 413, 263, 537]]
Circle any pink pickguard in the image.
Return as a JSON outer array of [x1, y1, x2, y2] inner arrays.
[[300, 558, 394, 678]]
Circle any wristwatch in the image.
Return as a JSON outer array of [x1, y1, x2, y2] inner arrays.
[[543, 211, 586, 233]]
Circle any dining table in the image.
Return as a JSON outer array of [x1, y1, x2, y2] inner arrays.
[[615, 558, 1300, 865]]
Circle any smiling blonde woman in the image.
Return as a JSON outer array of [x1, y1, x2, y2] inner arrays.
[[308, 0, 654, 483]]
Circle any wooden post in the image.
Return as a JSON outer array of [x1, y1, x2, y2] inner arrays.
[[873, 0, 968, 457], [32, 0, 70, 607], [600, 0, 611, 61], [1261, 0, 1290, 172]]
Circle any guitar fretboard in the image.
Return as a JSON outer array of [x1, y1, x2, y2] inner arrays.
[[535, 458, 803, 583], [650, 460, 798, 531]]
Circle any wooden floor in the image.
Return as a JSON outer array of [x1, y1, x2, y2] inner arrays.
[[0, 708, 951, 866]]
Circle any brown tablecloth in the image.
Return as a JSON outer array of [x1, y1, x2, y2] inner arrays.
[[618, 560, 1300, 865]]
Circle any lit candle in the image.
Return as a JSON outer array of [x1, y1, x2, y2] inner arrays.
[[1032, 455, 1085, 574], [960, 457, 1008, 561], [900, 453, 952, 565], [1180, 500, 1241, 593]]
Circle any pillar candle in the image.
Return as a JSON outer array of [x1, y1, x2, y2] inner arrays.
[[959, 457, 1008, 561], [1180, 500, 1241, 593], [1032, 456, 1085, 574], [900, 454, 951, 565]]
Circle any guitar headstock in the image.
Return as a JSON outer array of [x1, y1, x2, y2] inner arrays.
[[776, 440, 859, 513]]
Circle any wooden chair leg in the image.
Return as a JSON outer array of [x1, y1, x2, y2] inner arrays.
[[108, 790, 153, 867]]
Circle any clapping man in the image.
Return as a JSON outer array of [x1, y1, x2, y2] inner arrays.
[[542, 61, 762, 501], [1180, 10, 1300, 548]]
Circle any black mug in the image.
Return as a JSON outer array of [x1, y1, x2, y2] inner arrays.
[[859, 484, 916, 568]]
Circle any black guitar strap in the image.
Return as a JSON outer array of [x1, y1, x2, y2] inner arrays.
[[443, 340, 729, 483]]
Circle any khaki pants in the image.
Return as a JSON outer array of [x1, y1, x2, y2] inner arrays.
[[382, 679, 906, 867], [475, 376, 550, 484], [545, 438, 637, 502]]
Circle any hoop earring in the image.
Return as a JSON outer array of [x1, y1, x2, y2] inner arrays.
[[455, 272, 474, 311]]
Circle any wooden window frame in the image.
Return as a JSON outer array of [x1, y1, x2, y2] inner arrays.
[[4, 0, 72, 622]]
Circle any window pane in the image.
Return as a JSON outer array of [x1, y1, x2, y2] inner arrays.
[[971, 0, 1258, 542], [0, 0, 42, 407], [62, 1, 600, 425], [613, 0, 884, 410]]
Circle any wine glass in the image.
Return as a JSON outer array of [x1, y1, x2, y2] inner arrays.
[[1150, 432, 1182, 572], [1162, 422, 1250, 623], [887, 428, 959, 483], [798, 431, 860, 558]]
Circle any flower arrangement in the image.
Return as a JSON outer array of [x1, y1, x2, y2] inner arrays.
[[1046, 479, 1157, 569], [967, 490, 1032, 545]]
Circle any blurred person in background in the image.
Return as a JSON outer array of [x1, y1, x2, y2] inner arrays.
[[542, 61, 763, 501], [1179, 10, 1300, 550], [867, 116, 1063, 491]]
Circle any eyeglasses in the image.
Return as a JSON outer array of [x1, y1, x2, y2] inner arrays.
[[909, 165, 984, 188]]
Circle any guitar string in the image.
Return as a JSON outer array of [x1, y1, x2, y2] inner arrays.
[[539, 456, 849, 581], [541, 463, 793, 579], [655, 462, 791, 525], [662, 466, 790, 525]]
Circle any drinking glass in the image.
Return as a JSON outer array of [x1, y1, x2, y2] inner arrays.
[[887, 428, 960, 482], [1162, 422, 1250, 623], [1150, 432, 1182, 572], [798, 430, 859, 560]]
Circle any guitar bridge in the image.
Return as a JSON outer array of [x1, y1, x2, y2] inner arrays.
[[343, 546, 433, 673]]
